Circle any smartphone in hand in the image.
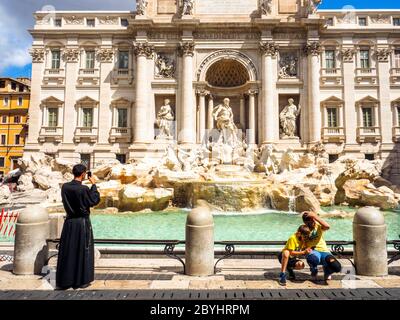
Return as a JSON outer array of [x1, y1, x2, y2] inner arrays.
[[87, 171, 92, 178]]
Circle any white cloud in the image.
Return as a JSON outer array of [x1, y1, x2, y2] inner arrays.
[[0, 3, 32, 72]]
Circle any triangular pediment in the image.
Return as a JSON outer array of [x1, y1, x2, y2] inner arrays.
[[321, 96, 344, 104], [392, 97, 400, 105], [76, 96, 98, 105], [41, 96, 64, 105], [356, 95, 379, 104], [111, 97, 131, 106]]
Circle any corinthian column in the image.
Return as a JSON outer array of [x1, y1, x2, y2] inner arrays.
[[260, 41, 278, 144], [133, 42, 154, 143], [178, 41, 196, 144], [304, 41, 323, 143], [197, 89, 208, 143], [248, 90, 258, 145]]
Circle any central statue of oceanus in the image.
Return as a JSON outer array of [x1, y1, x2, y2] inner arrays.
[[212, 98, 240, 147]]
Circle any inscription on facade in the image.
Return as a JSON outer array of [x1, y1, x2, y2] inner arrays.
[[197, 0, 258, 15], [158, 0, 176, 14]]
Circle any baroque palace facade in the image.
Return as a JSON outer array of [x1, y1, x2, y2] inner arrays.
[[25, 0, 400, 182]]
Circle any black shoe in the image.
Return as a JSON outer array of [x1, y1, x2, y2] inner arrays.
[[278, 272, 287, 286], [288, 269, 296, 280]]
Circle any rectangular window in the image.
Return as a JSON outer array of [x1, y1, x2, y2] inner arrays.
[[18, 97, 23, 106], [18, 85, 24, 92], [14, 116, 20, 123], [51, 50, 61, 69], [1, 115, 7, 123], [11, 159, 19, 170], [116, 154, 127, 164], [80, 154, 91, 169], [0, 158, 4, 167], [3, 97, 9, 106], [327, 108, 338, 127], [121, 19, 129, 27], [394, 49, 400, 69], [48, 108, 58, 127], [82, 108, 93, 127], [325, 50, 336, 69], [360, 50, 370, 69], [117, 108, 128, 127], [1, 135, 6, 145], [86, 50, 95, 69], [118, 51, 129, 69], [15, 134, 20, 145], [397, 106, 400, 126], [393, 18, 400, 26], [54, 18, 62, 27], [11, 82, 16, 91], [359, 17, 367, 26], [362, 107, 373, 127], [0, 80, 5, 88], [87, 19, 95, 27]]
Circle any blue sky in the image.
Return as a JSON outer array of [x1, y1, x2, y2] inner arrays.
[[1, 0, 400, 79]]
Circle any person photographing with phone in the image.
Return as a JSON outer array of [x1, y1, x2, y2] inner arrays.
[[56, 164, 100, 290]]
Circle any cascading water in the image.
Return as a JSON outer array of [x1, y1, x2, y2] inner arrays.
[[287, 188, 296, 213]]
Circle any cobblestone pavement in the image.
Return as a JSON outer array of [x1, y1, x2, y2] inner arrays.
[[1, 258, 400, 299]]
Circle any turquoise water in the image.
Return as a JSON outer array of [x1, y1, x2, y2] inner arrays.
[[1, 208, 399, 243]]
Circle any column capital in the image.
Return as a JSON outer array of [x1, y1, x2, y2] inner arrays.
[[97, 48, 114, 63], [248, 89, 259, 96], [133, 42, 155, 59], [259, 41, 278, 57], [303, 41, 322, 56], [376, 48, 392, 63], [63, 48, 80, 63], [29, 48, 45, 63], [178, 41, 195, 57], [341, 47, 356, 63], [196, 89, 210, 96]]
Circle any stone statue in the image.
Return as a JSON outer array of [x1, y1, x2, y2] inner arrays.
[[308, 0, 322, 15], [260, 0, 272, 15], [136, 0, 148, 16], [279, 53, 298, 78], [280, 98, 301, 139], [212, 98, 239, 147], [257, 144, 279, 175], [156, 99, 174, 139], [280, 148, 300, 172], [155, 54, 175, 78], [181, 0, 194, 16]]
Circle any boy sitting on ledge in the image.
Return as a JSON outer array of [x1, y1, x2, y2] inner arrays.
[[278, 225, 312, 286]]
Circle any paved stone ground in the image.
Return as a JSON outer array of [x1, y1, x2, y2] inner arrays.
[[1, 258, 400, 299]]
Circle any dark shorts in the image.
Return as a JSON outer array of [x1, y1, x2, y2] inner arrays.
[[278, 252, 301, 270]]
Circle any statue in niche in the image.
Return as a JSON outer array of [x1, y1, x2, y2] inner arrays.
[[279, 98, 301, 139], [181, 0, 194, 16], [260, 0, 272, 15], [155, 54, 175, 78], [212, 98, 240, 147], [307, 0, 322, 15], [279, 53, 298, 78], [136, 0, 148, 16], [156, 99, 174, 139]]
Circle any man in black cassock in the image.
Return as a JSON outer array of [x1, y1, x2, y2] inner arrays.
[[56, 164, 100, 290]]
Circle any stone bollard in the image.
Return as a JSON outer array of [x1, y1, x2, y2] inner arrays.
[[353, 206, 388, 276], [13, 205, 50, 275], [185, 204, 214, 276]]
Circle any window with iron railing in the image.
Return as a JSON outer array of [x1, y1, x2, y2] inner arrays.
[[327, 108, 338, 128]]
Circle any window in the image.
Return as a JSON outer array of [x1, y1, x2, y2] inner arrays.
[[362, 107, 373, 127], [329, 154, 339, 163], [14, 116, 20, 124], [394, 49, 400, 69], [325, 50, 336, 69], [48, 108, 58, 127], [18, 85, 24, 92], [359, 17, 367, 26], [80, 154, 91, 169], [116, 154, 127, 164], [393, 18, 400, 26], [360, 50, 370, 69], [365, 154, 375, 161], [54, 18, 62, 27], [1, 116, 7, 123], [0, 81, 5, 88], [118, 51, 129, 69], [18, 97, 23, 106], [117, 108, 128, 127], [121, 19, 129, 27], [1, 135, 6, 145], [51, 50, 61, 69], [11, 82, 16, 90], [0, 158, 4, 167], [326, 18, 334, 26], [15, 135, 20, 145], [3, 97, 9, 106], [397, 106, 400, 126], [85, 50, 95, 69], [87, 19, 95, 27], [11, 159, 19, 170], [82, 108, 93, 127], [327, 108, 338, 127]]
